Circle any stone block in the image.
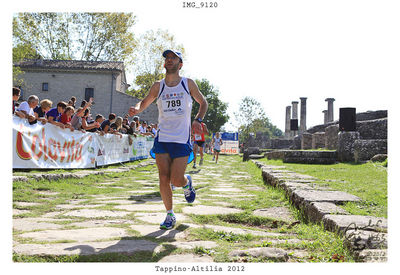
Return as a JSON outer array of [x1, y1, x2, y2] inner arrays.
[[312, 132, 325, 149], [322, 215, 387, 234], [344, 229, 387, 250], [370, 154, 387, 162], [325, 124, 339, 150], [301, 133, 313, 149], [303, 202, 349, 223], [290, 190, 361, 208], [291, 135, 302, 149], [337, 131, 360, 162], [354, 139, 387, 162], [353, 249, 387, 262]]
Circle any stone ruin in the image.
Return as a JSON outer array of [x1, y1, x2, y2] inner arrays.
[[243, 96, 387, 164]]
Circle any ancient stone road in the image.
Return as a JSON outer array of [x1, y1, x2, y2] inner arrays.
[[12, 155, 364, 262]]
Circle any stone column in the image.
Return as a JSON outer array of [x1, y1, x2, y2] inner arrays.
[[299, 97, 307, 133], [325, 98, 335, 122], [291, 101, 299, 119], [285, 106, 291, 138], [291, 101, 299, 137], [323, 110, 328, 124]]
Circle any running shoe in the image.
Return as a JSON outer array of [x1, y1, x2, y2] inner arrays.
[[199, 158, 203, 166], [183, 174, 196, 203], [212, 156, 215, 161], [193, 163, 197, 169], [160, 213, 176, 230], [170, 183, 176, 191]]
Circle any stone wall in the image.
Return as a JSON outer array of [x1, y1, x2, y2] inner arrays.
[[354, 139, 387, 162], [356, 118, 387, 140]]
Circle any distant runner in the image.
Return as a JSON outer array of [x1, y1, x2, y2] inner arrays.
[[129, 50, 208, 230], [192, 121, 209, 168], [212, 132, 223, 164]]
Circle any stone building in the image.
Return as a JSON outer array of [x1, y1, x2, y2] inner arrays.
[[13, 59, 158, 123]]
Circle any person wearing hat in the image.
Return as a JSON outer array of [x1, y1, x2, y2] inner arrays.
[[129, 50, 208, 230]]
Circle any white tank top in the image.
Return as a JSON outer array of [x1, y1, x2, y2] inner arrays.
[[214, 137, 222, 150], [156, 77, 193, 143]]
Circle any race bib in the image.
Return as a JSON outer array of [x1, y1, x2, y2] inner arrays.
[[161, 92, 185, 117]]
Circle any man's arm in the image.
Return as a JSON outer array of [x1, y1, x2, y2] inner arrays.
[[128, 82, 160, 117], [188, 78, 208, 133], [203, 123, 210, 135]]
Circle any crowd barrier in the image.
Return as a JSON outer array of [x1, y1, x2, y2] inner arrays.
[[12, 116, 154, 169]]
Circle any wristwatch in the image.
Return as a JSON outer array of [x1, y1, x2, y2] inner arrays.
[[195, 117, 203, 123]]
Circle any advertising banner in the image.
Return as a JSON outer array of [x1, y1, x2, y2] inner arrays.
[[13, 116, 154, 169], [211, 132, 239, 155], [13, 116, 96, 169]]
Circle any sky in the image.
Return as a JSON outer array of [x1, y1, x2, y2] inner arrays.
[[124, 0, 399, 132], [2, 1, 400, 273]]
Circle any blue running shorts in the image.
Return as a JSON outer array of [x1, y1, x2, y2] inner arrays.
[[150, 136, 194, 163]]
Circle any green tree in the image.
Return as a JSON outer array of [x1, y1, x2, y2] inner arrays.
[[12, 43, 41, 86], [13, 12, 136, 64], [191, 79, 229, 134], [235, 96, 282, 143], [127, 29, 185, 99]]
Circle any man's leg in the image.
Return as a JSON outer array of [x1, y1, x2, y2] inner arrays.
[[155, 153, 173, 211], [199, 147, 204, 165], [170, 155, 196, 204], [170, 155, 189, 187], [192, 143, 198, 168]]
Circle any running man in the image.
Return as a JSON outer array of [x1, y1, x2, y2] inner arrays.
[[192, 120, 209, 168], [129, 50, 208, 230], [212, 132, 223, 163]]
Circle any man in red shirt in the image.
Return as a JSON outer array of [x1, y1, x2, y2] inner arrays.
[[192, 121, 209, 168]]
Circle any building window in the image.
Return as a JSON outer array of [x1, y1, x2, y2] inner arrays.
[[42, 83, 49, 91], [85, 88, 94, 102]]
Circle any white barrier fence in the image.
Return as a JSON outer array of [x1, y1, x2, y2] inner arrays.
[[12, 116, 154, 169]]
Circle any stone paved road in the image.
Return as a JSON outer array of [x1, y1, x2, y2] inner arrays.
[[12, 155, 348, 262]]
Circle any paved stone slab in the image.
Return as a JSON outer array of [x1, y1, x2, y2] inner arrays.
[[13, 218, 64, 231], [229, 247, 288, 261], [209, 187, 242, 192], [20, 227, 129, 242], [13, 209, 31, 216], [64, 209, 131, 218], [158, 254, 213, 262], [69, 219, 134, 228], [55, 204, 104, 210], [252, 207, 296, 223], [13, 239, 160, 255], [323, 215, 387, 233], [135, 213, 188, 224], [182, 205, 242, 215], [130, 225, 186, 240], [14, 202, 42, 207], [166, 241, 218, 250], [182, 223, 290, 238], [114, 204, 166, 212]]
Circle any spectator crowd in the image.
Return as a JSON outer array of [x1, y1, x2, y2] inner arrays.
[[12, 87, 158, 138]]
